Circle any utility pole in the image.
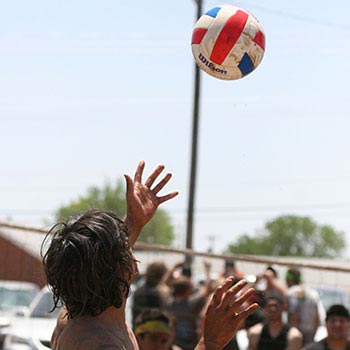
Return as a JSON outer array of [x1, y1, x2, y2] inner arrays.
[[185, 0, 203, 270]]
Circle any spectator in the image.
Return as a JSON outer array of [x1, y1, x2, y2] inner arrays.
[[165, 260, 212, 350], [134, 308, 182, 350], [285, 268, 324, 346], [248, 293, 302, 350], [222, 260, 245, 280], [162, 262, 187, 287], [254, 266, 286, 300], [305, 304, 350, 350], [132, 261, 169, 326]]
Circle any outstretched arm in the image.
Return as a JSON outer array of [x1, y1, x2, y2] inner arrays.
[[195, 278, 259, 350], [161, 261, 184, 287], [124, 161, 178, 246]]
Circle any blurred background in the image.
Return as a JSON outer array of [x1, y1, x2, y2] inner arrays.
[[1, 0, 350, 349]]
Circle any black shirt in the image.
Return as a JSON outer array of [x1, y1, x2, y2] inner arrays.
[[257, 323, 291, 350]]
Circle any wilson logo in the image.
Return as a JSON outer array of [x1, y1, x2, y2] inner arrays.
[[198, 53, 227, 75]]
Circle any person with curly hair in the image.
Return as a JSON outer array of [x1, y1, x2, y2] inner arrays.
[[45, 161, 177, 348], [44, 161, 259, 350]]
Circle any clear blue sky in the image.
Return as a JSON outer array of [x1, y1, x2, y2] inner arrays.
[[1, 0, 350, 254]]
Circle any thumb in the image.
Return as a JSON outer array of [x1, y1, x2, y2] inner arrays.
[[124, 174, 134, 196]]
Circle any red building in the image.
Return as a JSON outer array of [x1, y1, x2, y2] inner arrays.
[[0, 223, 47, 288]]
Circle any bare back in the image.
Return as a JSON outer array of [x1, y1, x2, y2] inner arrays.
[[55, 315, 138, 350]]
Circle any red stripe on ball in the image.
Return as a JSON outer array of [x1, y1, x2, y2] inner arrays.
[[253, 30, 265, 50], [210, 10, 249, 65], [191, 28, 208, 45]]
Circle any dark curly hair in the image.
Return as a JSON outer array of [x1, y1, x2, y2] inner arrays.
[[41, 209, 137, 319]]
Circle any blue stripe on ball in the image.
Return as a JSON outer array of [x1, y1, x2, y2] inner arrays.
[[205, 7, 221, 18], [238, 53, 255, 76]]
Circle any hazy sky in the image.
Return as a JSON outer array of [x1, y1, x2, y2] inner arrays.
[[1, 0, 350, 254]]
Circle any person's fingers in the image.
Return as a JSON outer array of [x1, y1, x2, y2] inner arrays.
[[157, 191, 179, 204], [211, 276, 235, 307], [134, 160, 145, 183], [234, 303, 259, 322], [228, 287, 256, 310], [152, 173, 172, 193], [220, 280, 248, 309], [124, 174, 134, 195], [144, 164, 165, 188]]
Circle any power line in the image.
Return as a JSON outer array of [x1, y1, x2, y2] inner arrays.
[[2, 202, 350, 216], [193, 203, 350, 214], [244, 2, 350, 30], [206, 1, 350, 31]]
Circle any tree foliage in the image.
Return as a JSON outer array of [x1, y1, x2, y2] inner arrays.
[[227, 215, 345, 258], [55, 179, 175, 246]]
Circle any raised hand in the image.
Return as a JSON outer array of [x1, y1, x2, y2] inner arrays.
[[124, 161, 178, 245], [196, 277, 259, 350]]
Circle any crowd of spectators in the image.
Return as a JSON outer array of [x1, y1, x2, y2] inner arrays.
[[130, 260, 350, 350], [39, 163, 349, 350]]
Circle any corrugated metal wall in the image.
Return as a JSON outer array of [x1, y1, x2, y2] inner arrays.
[[0, 236, 46, 288]]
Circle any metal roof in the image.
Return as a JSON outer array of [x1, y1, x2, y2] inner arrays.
[[0, 224, 46, 260]]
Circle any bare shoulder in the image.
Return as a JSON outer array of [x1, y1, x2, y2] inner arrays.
[[59, 333, 129, 350], [74, 339, 126, 350], [247, 322, 263, 336], [288, 326, 303, 340], [57, 321, 134, 350], [287, 326, 303, 350]]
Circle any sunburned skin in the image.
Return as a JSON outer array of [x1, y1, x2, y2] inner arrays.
[[55, 306, 138, 350]]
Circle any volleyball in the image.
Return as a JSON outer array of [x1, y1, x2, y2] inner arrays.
[[191, 5, 265, 80]]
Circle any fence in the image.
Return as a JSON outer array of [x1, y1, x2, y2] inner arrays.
[[2, 221, 350, 297]]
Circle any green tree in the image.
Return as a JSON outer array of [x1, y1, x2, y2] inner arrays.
[[55, 179, 175, 246], [227, 215, 345, 258]]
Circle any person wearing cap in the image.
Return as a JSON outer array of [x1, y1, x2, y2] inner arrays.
[[305, 304, 350, 350], [134, 308, 181, 350], [248, 293, 302, 350]]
